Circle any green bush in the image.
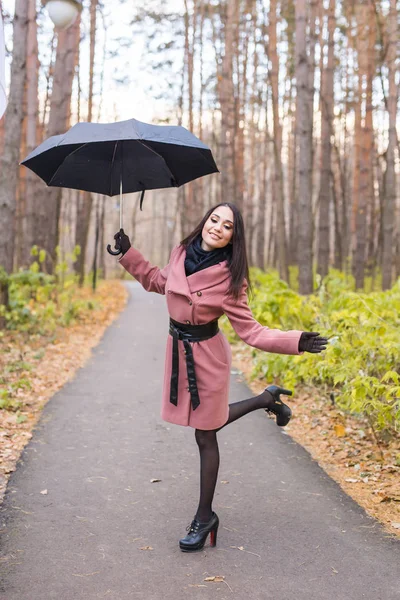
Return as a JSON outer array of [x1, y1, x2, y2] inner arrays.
[[222, 268, 400, 434], [0, 245, 98, 334]]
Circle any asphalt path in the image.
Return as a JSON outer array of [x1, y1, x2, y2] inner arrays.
[[0, 282, 399, 600]]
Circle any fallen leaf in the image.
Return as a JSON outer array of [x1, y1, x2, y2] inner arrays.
[[333, 424, 346, 437], [331, 567, 339, 574], [221, 480, 229, 484], [378, 495, 391, 503], [139, 546, 154, 550], [40, 489, 48, 495], [344, 478, 359, 483], [204, 576, 225, 582], [230, 545, 261, 558], [150, 478, 161, 483]]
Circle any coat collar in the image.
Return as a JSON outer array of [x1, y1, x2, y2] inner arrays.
[[170, 245, 231, 295]]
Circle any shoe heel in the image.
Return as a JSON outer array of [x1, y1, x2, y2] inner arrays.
[[209, 525, 218, 547]]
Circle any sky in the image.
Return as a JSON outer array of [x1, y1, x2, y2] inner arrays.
[[2, 0, 186, 124]]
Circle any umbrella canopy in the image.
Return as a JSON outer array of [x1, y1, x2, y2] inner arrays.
[[21, 118, 219, 197]]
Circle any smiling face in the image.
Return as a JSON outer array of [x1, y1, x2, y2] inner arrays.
[[201, 205, 234, 251]]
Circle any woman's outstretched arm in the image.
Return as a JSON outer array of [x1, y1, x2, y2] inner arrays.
[[119, 245, 178, 295], [222, 281, 303, 355]]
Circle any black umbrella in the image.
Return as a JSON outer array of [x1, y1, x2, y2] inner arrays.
[[21, 117, 219, 255]]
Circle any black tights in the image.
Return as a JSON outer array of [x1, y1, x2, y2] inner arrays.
[[194, 388, 273, 522]]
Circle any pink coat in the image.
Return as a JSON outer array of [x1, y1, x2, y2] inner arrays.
[[120, 244, 303, 430]]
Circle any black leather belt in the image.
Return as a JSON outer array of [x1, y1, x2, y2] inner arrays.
[[169, 318, 219, 411]]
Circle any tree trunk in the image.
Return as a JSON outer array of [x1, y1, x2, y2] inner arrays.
[[219, 0, 237, 206], [182, 0, 199, 237], [75, 0, 97, 285], [337, 28, 351, 272], [364, 4, 376, 281], [317, 0, 335, 278], [308, 0, 317, 145], [99, 196, 106, 278], [256, 107, 269, 269], [352, 3, 373, 289], [0, 0, 29, 307], [269, 0, 289, 282], [197, 0, 205, 215], [295, 0, 313, 294], [283, 0, 298, 266], [91, 196, 100, 291], [176, 41, 187, 239], [288, 80, 298, 265], [35, 18, 81, 272], [21, 0, 40, 267], [332, 142, 344, 269], [382, 0, 397, 289]]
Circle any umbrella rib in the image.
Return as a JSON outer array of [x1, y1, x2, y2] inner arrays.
[[138, 140, 218, 185], [47, 143, 89, 186], [191, 145, 220, 171], [137, 140, 175, 184]]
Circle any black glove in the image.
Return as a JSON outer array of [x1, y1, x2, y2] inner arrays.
[[299, 332, 328, 353], [113, 228, 131, 256]]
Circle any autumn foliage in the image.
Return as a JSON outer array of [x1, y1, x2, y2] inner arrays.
[[222, 268, 400, 435]]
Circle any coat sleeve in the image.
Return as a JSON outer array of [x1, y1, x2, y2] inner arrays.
[[119, 245, 178, 295], [222, 281, 303, 355]]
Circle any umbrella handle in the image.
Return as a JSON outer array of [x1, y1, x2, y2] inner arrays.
[[106, 243, 122, 256]]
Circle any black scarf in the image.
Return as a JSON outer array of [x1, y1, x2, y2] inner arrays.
[[184, 235, 231, 276]]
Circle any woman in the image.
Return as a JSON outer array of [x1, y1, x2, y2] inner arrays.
[[114, 202, 327, 552]]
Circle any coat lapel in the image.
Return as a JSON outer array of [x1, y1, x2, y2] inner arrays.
[[168, 245, 231, 296], [187, 262, 230, 293]]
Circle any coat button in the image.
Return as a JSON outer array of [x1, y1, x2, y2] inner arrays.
[[189, 301, 193, 306], [185, 320, 191, 324], [168, 290, 172, 294], [197, 291, 202, 296]]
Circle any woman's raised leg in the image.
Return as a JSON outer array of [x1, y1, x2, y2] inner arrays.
[[217, 385, 292, 431]]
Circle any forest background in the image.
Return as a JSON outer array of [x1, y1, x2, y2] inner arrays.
[[0, 0, 399, 293], [0, 0, 400, 429], [0, 0, 400, 532]]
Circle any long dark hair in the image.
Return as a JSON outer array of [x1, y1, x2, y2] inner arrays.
[[181, 202, 251, 300]]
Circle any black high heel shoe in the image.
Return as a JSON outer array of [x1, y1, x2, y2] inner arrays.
[[179, 512, 219, 552], [264, 385, 293, 426]]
